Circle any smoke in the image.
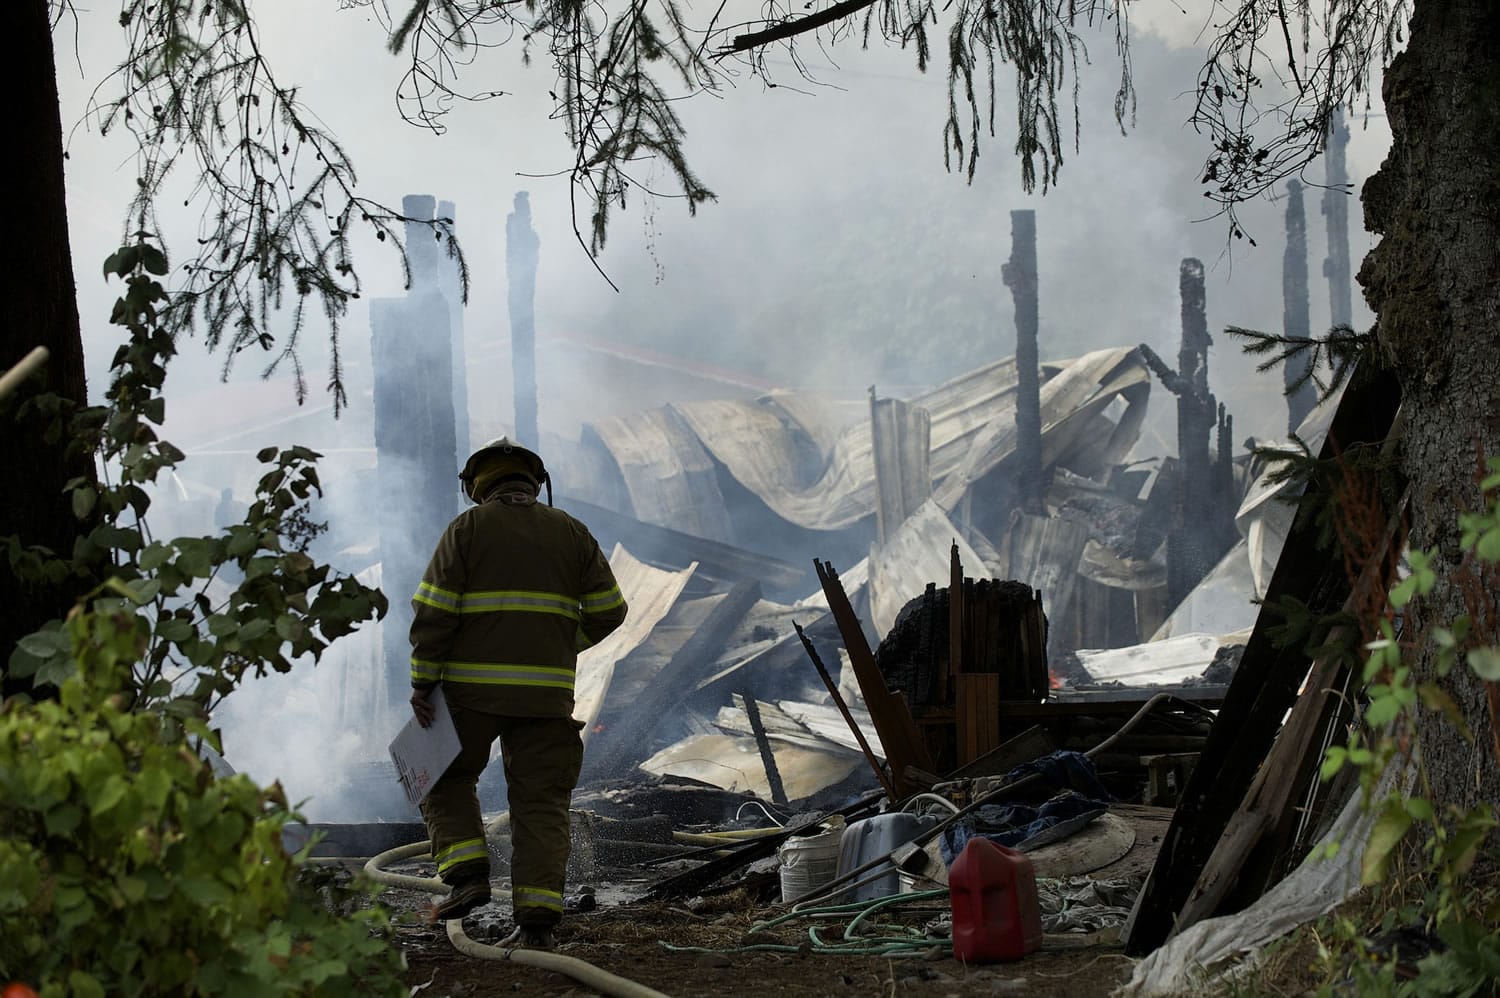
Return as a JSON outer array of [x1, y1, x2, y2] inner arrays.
[[53, 4, 1390, 818]]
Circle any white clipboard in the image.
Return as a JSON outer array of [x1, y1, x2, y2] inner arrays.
[[388, 686, 461, 808]]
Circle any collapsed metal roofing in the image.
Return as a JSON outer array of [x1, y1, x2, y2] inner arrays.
[[577, 347, 1150, 536]]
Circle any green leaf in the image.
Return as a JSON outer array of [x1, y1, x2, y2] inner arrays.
[[1444, 811, 1499, 875], [1362, 806, 1413, 885], [177, 539, 215, 579], [207, 614, 239, 638], [72, 486, 98, 520], [92, 775, 128, 815], [1389, 574, 1419, 609], [1404, 797, 1434, 822], [179, 877, 233, 905], [46, 803, 83, 836], [256, 446, 279, 462], [68, 970, 107, 998], [103, 246, 140, 277], [157, 616, 194, 642], [1467, 647, 1500, 681], [1365, 696, 1401, 727], [18, 629, 69, 658], [140, 542, 173, 571], [139, 244, 169, 275], [1320, 746, 1348, 782]]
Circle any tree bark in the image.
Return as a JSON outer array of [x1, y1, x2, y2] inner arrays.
[[1, 0, 93, 692], [1360, 0, 1500, 811]]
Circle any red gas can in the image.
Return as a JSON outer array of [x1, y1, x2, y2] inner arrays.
[[948, 837, 1043, 962]]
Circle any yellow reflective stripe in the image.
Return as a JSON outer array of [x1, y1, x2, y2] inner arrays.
[[442, 663, 575, 690], [414, 581, 461, 612], [457, 589, 580, 620], [581, 585, 623, 612], [513, 885, 564, 912], [411, 658, 444, 682], [434, 837, 487, 874]]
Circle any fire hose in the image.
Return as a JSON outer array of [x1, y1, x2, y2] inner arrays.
[[362, 814, 672, 998]]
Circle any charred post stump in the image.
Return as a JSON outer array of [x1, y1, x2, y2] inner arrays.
[[371, 274, 459, 717], [1138, 259, 1236, 610], [404, 195, 470, 462], [877, 549, 1048, 772]]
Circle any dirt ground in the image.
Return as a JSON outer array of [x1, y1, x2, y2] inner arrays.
[[395, 897, 1136, 997], [378, 806, 1174, 998]]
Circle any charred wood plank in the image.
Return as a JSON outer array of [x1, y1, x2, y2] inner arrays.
[[949, 724, 1059, 779], [1186, 482, 1408, 927], [739, 693, 789, 807], [815, 558, 935, 794], [1124, 363, 1400, 955], [796, 621, 898, 801]]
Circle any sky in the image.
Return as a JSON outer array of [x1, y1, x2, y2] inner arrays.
[[50, 1, 1396, 812], [56, 1, 1392, 427]]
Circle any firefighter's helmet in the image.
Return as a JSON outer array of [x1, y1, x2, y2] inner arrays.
[[459, 436, 549, 503]]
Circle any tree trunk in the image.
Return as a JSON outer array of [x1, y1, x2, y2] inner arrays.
[[1, 0, 93, 692], [1360, 0, 1500, 811]]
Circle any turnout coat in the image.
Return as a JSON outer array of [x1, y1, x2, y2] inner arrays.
[[409, 489, 627, 718]]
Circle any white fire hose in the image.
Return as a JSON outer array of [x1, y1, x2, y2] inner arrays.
[[362, 818, 671, 998]]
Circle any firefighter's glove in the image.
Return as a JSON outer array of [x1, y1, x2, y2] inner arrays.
[[410, 687, 436, 728]]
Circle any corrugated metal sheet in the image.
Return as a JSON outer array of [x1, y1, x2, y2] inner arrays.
[[583, 407, 736, 542], [935, 347, 1150, 508], [575, 544, 696, 739], [589, 349, 1148, 538], [866, 499, 988, 639], [611, 356, 1025, 532]]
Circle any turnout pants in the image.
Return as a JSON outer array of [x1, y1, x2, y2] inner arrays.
[[420, 704, 586, 928]]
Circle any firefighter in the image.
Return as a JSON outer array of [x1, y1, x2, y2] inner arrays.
[[408, 436, 627, 948]]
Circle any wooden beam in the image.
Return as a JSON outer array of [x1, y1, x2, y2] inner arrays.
[[738, 693, 789, 807], [1124, 362, 1401, 955], [795, 621, 898, 801], [1176, 486, 1409, 929], [955, 673, 1001, 767], [815, 559, 935, 794]]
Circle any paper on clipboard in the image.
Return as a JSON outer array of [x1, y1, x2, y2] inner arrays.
[[388, 686, 461, 808]]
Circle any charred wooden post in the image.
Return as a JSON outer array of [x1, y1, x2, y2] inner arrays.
[[1138, 259, 1233, 609], [506, 192, 541, 450], [436, 200, 469, 461], [1282, 180, 1317, 432], [1321, 108, 1354, 332], [739, 693, 789, 806], [371, 288, 458, 715], [869, 391, 932, 544], [404, 195, 470, 462], [1002, 210, 1045, 514]]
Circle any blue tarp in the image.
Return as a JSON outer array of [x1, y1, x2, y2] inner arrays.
[[939, 751, 1113, 865]]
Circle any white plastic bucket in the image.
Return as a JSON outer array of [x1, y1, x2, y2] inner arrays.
[[777, 815, 846, 903]]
